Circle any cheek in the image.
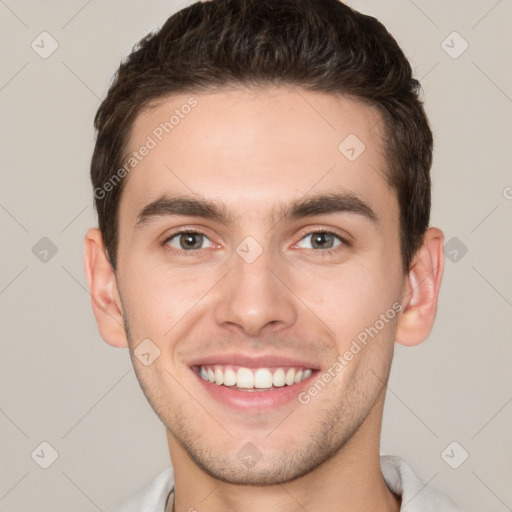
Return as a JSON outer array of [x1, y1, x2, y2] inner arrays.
[[119, 259, 219, 339], [293, 259, 401, 340]]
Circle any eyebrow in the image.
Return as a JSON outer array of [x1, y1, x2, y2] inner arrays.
[[135, 191, 378, 228]]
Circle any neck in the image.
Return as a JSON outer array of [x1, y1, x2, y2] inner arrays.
[[166, 395, 400, 512]]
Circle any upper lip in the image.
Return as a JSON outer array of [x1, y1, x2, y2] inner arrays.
[[188, 353, 321, 370]]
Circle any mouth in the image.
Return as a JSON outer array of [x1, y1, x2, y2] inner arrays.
[[189, 356, 320, 411], [193, 364, 313, 391]]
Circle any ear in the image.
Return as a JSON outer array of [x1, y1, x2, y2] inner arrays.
[[84, 228, 128, 348], [395, 227, 445, 347]]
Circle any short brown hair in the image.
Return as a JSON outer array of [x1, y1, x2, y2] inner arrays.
[[91, 0, 433, 272]]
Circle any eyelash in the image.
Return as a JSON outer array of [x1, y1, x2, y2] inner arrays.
[[161, 228, 350, 257], [296, 229, 351, 256]]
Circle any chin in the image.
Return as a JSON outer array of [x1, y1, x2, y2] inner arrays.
[[185, 443, 332, 486]]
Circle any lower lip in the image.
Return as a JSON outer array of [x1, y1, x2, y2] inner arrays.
[[192, 369, 317, 411]]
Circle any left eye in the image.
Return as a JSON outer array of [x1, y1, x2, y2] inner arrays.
[[165, 231, 214, 251], [296, 231, 344, 250]]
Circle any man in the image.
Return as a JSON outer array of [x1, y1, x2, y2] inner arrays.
[[84, 0, 462, 510]]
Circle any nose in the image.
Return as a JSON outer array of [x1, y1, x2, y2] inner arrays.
[[213, 247, 298, 338]]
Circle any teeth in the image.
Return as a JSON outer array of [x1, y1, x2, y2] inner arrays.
[[236, 367, 254, 388], [254, 368, 273, 389], [272, 368, 286, 387], [223, 367, 237, 386], [198, 365, 313, 389], [214, 367, 224, 386]]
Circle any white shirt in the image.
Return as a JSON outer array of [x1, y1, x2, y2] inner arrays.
[[108, 455, 462, 511]]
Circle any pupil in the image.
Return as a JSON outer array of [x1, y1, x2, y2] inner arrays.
[[181, 233, 202, 249], [312, 233, 332, 249]]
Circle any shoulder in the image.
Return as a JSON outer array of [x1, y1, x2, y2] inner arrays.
[[380, 455, 463, 512]]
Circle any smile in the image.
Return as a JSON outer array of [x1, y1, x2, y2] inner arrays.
[[196, 364, 313, 390], [189, 354, 320, 410]]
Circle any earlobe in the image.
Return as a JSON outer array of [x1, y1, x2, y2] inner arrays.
[[395, 227, 445, 347], [83, 228, 128, 348]]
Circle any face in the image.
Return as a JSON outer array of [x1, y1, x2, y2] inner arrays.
[[115, 87, 406, 484]]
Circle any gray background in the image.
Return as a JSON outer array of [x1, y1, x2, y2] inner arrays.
[[1, 0, 511, 510]]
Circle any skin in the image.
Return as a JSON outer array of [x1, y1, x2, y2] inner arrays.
[[84, 87, 444, 512]]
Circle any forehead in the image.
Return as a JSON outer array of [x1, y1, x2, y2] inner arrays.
[[119, 87, 395, 225]]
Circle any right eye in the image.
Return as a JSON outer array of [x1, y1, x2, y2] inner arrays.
[[163, 231, 215, 252]]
